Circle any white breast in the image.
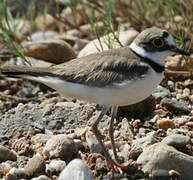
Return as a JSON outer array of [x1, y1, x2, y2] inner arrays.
[[29, 68, 164, 106]]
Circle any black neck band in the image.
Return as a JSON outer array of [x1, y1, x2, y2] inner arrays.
[[130, 49, 165, 73]]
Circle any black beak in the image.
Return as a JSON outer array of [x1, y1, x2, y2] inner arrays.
[[169, 45, 191, 56]]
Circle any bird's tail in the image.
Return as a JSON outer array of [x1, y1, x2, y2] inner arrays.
[[0, 65, 53, 79]]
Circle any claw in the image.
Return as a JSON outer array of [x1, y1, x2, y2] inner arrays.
[[106, 159, 129, 171]]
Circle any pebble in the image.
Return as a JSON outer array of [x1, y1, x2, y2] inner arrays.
[[73, 139, 84, 150], [149, 169, 180, 178], [165, 55, 182, 71], [0, 162, 12, 176], [78, 29, 138, 57], [85, 130, 102, 154], [183, 79, 193, 87], [5, 173, 19, 180], [137, 143, 193, 180], [119, 143, 130, 161], [46, 160, 66, 175], [58, 159, 93, 180], [129, 132, 158, 159], [31, 175, 51, 180], [157, 119, 175, 130], [152, 85, 171, 100], [43, 134, 77, 160], [30, 31, 56, 41], [174, 15, 183, 23], [186, 121, 193, 128], [120, 118, 134, 138], [161, 134, 190, 148], [25, 153, 45, 177], [167, 80, 174, 88], [161, 98, 191, 115], [173, 116, 190, 125], [0, 145, 17, 162], [7, 167, 26, 179], [31, 134, 53, 146]]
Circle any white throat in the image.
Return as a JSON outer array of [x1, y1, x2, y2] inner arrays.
[[130, 42, 171, 66]]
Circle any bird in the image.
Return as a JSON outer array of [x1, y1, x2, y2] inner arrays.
[[1, 27, 190, 172]]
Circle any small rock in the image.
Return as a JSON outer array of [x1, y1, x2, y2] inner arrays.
[[152, 85, 171, 100], [73, 139, 84, 150], [8, 167, 26, 179], [157, 119, 175, 130], [58, 159, 93, 180], [161, 98, 191, 115], [0, 162, 12, 176], [165, 55, 182, 71], [161, 134, 190, 148], [46, 160, 66, 175], [25, 153, 45, 177], [119, 143, 131, 161], [186, 121, 193, 128], [0, 145, 17, 162], [167, 80, 174, 88], [78, 29, 138, 57], [129, 132, 158, 159], [43, 134, 77, 160], [174, 15, 183, 23], [31, 175, 51, 180], [73, 127, 90, 139], [149, 169, 180, 178], [35, 14, 64, 31], [137, 143, 193, 180], [31, 134, 53, 146], [183, 79, 193, 87], [85, 130, 102, 154], [22, 39, 76, 64], [30, 31, 56, 41], [5, 173, 19, 180], [173, 116, 190, 126]]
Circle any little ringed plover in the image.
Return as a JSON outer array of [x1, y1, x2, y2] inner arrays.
[[1, 27, 190, 171]]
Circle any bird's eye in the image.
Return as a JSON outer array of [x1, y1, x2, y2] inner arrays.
[[152, 37, 165, 48]]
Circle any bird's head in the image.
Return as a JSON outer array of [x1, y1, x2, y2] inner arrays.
[[130, 27, 190, 66]]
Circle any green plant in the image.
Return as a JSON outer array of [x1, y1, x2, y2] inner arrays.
[[0, 0, 29, 64]]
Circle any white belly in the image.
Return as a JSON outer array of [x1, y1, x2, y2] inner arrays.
[[32, 70, 163, 106]]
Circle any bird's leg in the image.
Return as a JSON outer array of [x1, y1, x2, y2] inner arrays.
[[109, 106, 129, 169], [91, 106, 116, 172], [109, 106, 119, 161]]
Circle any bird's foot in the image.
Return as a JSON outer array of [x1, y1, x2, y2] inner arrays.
[[106, 159, 129, 171]]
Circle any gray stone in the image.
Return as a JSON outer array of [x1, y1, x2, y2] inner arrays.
[[58, 159, 93, 180], [25, 153, 45, 177], [161, 98, 191, 115], [0, 145, 17, 162], [46, 160, 66, 175], [8, 167, 26, 179], [85, 130, 102, 154], [152, 85, 171, 100], [43, 134, 77, 160], [161, 134, 190, 148], [31, 175, 51, 180], [78, 29, 138, 57], [5, 174, 19, 180], [137, 143, 193, 180], [129, 132, 158, 159], [0, 102, 96, 136]]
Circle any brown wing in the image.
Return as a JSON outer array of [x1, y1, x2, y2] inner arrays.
[[52, 47, 150, 87], [1, 47, 150, 87]]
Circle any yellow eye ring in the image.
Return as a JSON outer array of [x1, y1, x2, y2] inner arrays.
[[152, 38, 165, 48]]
